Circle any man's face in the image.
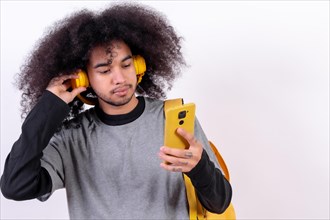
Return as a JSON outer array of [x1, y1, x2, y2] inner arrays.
[[87, 40, 138, 108]]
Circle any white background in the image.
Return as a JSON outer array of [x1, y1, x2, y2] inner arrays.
[[1, 1, 329, 219]]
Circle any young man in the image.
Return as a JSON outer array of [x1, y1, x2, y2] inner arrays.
[[1, 3, 232, 219]]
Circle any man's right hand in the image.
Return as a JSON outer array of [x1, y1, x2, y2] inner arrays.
[[46, 74, 86, 104]]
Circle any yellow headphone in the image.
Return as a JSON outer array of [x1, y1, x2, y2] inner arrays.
[[71, 55, 146, 105]]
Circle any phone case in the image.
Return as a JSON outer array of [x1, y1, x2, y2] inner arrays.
[[164, 103, 196, 150]]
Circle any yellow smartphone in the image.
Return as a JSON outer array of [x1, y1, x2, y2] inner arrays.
[[164, 103, 196, 150]]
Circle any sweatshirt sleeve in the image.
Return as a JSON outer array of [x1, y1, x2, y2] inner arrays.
[[0, 91, 70, 200], [185, 149, 232, 214], [184, 119, 233, 214]]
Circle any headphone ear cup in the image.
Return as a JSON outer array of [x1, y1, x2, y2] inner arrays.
[[133, 55, 146, 84], [71, 70, 89, 88], [71, 71, 97, 105]]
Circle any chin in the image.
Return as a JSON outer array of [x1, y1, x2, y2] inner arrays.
[[106, 93, 136, 107]]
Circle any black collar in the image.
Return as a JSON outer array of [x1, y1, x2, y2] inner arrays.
[[95, 96, 145, 126]]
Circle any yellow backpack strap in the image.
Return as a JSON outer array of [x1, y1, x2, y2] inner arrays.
[[209, 141, 230, 181], [163, 98, 183, 113], [183, 174, 201, 220]]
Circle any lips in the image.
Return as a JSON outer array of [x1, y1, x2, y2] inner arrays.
[[112, 85, 131, 96]]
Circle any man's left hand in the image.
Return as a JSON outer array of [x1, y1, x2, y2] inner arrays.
[[159, 128, 203, 173]]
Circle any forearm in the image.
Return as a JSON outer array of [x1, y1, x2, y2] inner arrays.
[[0, 91, 69, 200], [185, 149, 232, 214]]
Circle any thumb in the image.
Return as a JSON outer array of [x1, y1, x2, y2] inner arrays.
[[71, 86, 87, 98], [177, 128, 196, 147]]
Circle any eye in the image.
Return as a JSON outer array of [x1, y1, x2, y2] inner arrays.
[[121, 60, 132, 69], [122, 62, 131, 68], [99, 69, 110, 74]]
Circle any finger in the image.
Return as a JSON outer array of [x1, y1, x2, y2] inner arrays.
[[61, 73, 83, 89], [160, 162, 184, 173], [183, 151, 193, 159], [159, 152, 190, 165], [160, 160, 191, 173], [160, 146, 194, 160], [62, 80, 72, 90], [56, 74, 77, 82], [49, 74, 78, 87], [58, 74, 80, 90], [71, 87, 87, 97], [160, 162, 189, 172], [160, 146, 184, 158], [177, 128, 197, 146], [64, 73, 80, 79], [159, 150, 182, 165]]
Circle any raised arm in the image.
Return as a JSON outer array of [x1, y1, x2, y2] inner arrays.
[[0, 74, 85, 200]]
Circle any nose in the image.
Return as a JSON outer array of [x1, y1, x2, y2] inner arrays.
[[111, 68, 126, 84]]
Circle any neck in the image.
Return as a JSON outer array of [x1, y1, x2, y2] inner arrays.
[[98, 96, 139, 115]]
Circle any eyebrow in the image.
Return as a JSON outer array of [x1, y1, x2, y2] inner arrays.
[[93, 55, 132, 69]]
